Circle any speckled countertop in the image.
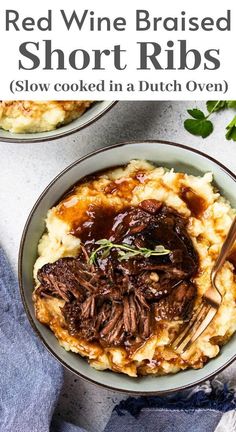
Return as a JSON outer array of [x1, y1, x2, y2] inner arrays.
[[1, 101, 236, 431]]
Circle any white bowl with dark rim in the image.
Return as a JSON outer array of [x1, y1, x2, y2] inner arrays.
[[0, 101, 116, 143], [19, 141, 236, 394]]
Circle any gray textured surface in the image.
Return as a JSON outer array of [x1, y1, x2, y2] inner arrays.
[[0, 101, 236, 431]]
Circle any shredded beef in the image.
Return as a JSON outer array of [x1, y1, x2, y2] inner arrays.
[[36, 200, 198, 347]]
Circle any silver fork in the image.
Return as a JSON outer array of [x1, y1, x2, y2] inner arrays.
[[172, 216, 236, 354]]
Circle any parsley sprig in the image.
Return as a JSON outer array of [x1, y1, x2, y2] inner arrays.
[[89, 239, 170, 265], [184, 100, 236, 140]]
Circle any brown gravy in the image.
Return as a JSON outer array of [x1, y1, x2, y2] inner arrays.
[[180, 187, 207, 217], [72, 205, 119, 247]]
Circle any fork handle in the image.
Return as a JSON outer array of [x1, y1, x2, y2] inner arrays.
[[212, 216, 236, 282]]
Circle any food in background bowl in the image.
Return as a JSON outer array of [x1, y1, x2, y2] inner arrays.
[[33, 160, 236, 377], [0, 100, 93, 134]]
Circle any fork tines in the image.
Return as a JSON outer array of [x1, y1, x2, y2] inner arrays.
[[172, 303, 216, 354]]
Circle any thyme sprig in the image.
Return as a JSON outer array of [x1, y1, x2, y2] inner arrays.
[[89, 239, 170, 265]]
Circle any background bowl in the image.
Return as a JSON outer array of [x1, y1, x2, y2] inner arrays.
[[19, 141, 236, 394], [0, 101, 116, 143]]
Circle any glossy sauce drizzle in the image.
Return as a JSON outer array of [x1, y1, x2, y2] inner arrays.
[[72, 205, 119, 248], [180, 187, 207, 217]]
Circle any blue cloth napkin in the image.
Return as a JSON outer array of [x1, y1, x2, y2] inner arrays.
[[104, 390, 236, 432], [0, 246, 236, 432], [0, 247, 85, 432]]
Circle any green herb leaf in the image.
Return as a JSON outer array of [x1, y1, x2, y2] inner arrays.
[[101, 248, 112, 259], [155, 245, 169, 253], [206, 101, 227, 113], [89, 252, 97, 265], [119, 251, 139, 260], [95, 239, 112, 246], [184, 118, 213, 139], [226, 116, 236, 141], [88, 239, 170, 264], [187, 109, 206, 120], [184, 101, 236, 141], [226, 101, 236, 109]]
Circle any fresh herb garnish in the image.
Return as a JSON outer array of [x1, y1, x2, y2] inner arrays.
[[184, 109, 213, 139], [225, 101, 236, 109], [226, 116, 236, 141], [184, 100, 236, 141], [89, 239, 170, 265]]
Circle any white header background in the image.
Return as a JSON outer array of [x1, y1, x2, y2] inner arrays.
[[0, 0, 235, 100]]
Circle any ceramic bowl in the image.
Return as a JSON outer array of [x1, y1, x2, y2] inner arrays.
[[19, 141, 236, 394], [0, 101, 116, 143]]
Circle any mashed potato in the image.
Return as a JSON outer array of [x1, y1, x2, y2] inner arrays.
[[33, 160, 236, 377], [0, 100, 93, 133]]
